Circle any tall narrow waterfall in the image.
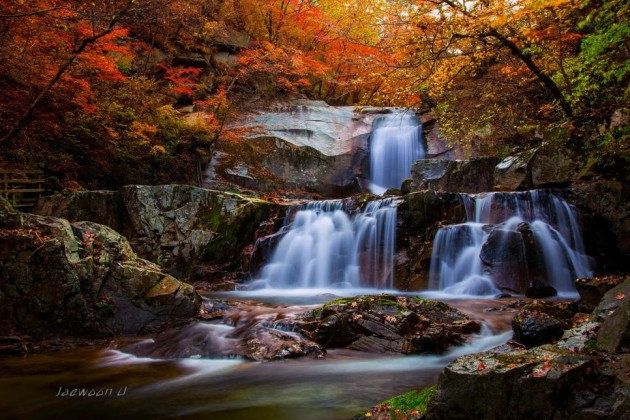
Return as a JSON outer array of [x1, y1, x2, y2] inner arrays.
[[429, 190, 592, 296], [369, 112, 425, 194], [251, 199, 398, 289]]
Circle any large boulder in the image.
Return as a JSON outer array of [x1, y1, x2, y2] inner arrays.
[[204, 100, 392, 197], [427, 322, 628, 419], [0, 210, 200, 336], [408, 157, 499, 193], [302, 295, 481, 354], [36, 185, 281, 278], [428, 345, 595, 419], [591, 278, 630, 353]]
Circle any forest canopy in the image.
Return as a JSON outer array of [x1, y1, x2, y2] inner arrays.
[[0, 0, 627, 186]]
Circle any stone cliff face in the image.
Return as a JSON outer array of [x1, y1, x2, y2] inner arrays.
[[203, 100, 435, 197], [36, 185, 283, 282]]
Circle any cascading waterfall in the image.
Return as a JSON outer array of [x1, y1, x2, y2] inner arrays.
[[250, 199, 398, 289], [369, 112, 425, 194], [429, 190, 592, 296]]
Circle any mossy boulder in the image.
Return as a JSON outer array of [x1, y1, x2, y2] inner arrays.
[[0, 210, 200, 336], [303, 295, 480, 354], [357, 385, 437, 420], [36, 185, 281, 278]]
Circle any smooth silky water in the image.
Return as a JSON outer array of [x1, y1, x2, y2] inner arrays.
[[369, 111, 425, 194], [429, 190, 592, 298], [0, 293, 514, 420]]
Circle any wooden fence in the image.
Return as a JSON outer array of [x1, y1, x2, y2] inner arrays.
[[0, 169, 45, 210]]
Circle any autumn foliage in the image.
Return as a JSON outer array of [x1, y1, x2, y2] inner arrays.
[[0, 0, 627, 186]]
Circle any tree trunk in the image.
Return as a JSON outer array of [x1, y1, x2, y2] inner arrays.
[[488, 29, 573, 118]]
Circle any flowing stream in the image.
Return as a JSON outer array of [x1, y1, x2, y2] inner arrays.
[[250, 199, 398, 290], [369, 112, 425, 194], [0, 295, 515, 420], [429, 190, 593, 297]]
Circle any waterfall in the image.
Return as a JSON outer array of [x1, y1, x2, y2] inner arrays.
[[429, 190, 592, 296], [369, 112, 425, 194], [250, 199, 398, 290]]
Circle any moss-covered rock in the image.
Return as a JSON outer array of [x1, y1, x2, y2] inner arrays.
[[302, 295, 480, 354], [0, 211, 200, 336], [357, 385, 437, 420], [36, 185, 282, 279]]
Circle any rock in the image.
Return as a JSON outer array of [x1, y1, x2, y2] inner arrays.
[[123, 320, 324, 361], [576, 275, 626, 312], [512, 301, 574, 347], [36, 190, 125, 231], [0, 211, 200, 336], [494, 148, 537, 190], [0, 336, 27, 355], [238, 323, 324, 361], [394, 191, 467, 290], [204, 100, 388, 196], [304, 295, 481, 354], [480, 228, 529, 294], [525, 283, 557, 298], [592, 278, 629, 353], [512, 309, 566, 347], [36, 185, 281, 278], [428, 345, 595, 419], [529, 141, 586, 188], [568, 180, 630, 271], [408, 157, 499, 193], [425, 283, 630, 420]]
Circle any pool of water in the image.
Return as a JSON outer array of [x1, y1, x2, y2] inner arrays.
[[0, 293, 517, 419]]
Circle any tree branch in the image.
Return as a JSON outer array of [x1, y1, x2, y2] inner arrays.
[[0, 0, 136, 145]]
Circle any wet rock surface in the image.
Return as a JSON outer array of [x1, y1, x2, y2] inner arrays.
[[395, 191, 467, 290], [122, 298, 324, 361], [511, 301, 574, 347], [301, 295, 481, 354]]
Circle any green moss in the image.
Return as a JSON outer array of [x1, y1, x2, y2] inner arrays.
[[95, 299, 115, 320], [381, 385, 437, 419], [583, 338, 599, 353]]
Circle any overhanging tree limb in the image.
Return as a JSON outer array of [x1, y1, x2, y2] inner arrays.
[[439, 0, 573, 118], [0, 0, 136, 145]]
